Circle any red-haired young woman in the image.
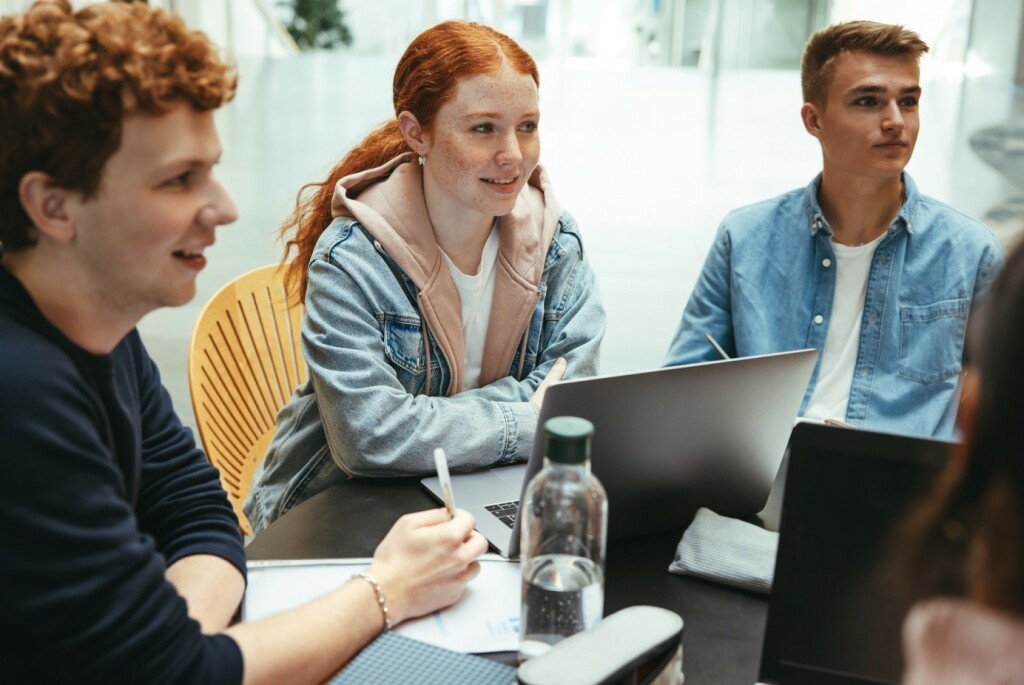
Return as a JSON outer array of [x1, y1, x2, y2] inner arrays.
[[245, 21, 606, 532]]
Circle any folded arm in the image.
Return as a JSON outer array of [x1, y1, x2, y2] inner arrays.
[[306, 222, 606, 476]]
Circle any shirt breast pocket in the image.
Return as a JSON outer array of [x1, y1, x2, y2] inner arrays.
[[897, 298, 969, 385], [383, 314, 426, 371]]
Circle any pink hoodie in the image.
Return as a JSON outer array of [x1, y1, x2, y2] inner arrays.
[[330, 153, 562, 394]]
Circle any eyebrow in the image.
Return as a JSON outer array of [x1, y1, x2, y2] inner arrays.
[[149, 155, 222, 183], [846, 84, 922, 96], [461, 110, 539, 120], [159, 152, 223, 170]]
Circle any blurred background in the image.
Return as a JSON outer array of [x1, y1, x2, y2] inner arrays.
[[4, 0, 1023, 433]]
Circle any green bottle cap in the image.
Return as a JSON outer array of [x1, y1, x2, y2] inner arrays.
[[543, 416, 594, 464]]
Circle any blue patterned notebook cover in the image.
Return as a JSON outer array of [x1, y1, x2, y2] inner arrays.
[[331, 630, 517, 684]]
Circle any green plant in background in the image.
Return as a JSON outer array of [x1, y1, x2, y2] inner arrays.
[[280, 0, 353, 50]]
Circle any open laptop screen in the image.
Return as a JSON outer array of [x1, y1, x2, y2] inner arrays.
[[759, 424, 951, 685]]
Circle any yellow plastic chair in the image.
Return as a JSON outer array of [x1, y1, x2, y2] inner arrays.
[[188, 265, 307, 534]]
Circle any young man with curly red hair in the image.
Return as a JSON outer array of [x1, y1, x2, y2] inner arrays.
[[0, 2, 485, 682]]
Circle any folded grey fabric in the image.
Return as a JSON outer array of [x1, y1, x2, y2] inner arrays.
[[669, 507, 779, 594]]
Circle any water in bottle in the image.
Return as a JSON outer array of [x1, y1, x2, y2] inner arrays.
[[519, 416, 607, 661]]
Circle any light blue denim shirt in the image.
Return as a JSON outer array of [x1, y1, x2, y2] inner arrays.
[[665, 173, 1002, 438], [245, 210, 606, 533]]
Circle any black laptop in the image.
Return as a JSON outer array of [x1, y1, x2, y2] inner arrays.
[[756, 422, 953, 685]]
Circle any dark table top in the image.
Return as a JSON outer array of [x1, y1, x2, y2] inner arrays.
[[246, 475, 778, 685]]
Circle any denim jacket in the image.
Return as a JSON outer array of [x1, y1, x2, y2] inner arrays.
[[665, 173, 1002, 438], [245, 156, 606, 532]]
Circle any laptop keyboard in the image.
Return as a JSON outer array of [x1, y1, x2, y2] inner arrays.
[[485, 500, 519, 529]]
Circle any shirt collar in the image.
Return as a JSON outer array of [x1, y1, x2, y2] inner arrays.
[[804, 171, 918, 237]]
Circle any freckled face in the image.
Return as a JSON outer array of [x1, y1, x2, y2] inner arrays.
[[420, 66, 540, 228], [807, 50, 921, 180]]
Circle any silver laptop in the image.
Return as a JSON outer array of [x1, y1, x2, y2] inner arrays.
[[755, 421, 950, 684], [423, 349, 817, 558]]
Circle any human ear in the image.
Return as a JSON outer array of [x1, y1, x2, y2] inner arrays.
[[18, 171, 76, 244], [801, 102, 822, 139], [397, 111, 431, 157]]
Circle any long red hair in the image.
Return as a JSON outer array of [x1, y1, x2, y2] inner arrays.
[[281, 20, 540, 302]]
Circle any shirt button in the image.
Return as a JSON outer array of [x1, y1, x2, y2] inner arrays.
[[822, 258, 832, 268], [814, 314, 824, 325], [870, 311, 877, 324]]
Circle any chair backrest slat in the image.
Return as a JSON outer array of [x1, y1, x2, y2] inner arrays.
[[223, 309, 276, 431], [248, 289, 287, 411], [188, 265, 307, 535]]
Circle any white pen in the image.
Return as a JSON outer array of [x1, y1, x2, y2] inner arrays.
[[705, 332, 731, 360], [433, 447, 456, 520]]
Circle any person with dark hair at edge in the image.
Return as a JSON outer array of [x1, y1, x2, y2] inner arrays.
[[245, 20, 606, 533], [0, 2, 486, 683], [664, 21, 1002, 438], [898, 235, 1024, 683]]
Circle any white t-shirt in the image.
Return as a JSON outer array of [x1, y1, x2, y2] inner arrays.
[[803, 232, 886, 422], [441, 224, 500, 390]]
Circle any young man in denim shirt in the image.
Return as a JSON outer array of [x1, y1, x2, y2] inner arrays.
[[665, 21, 1002, 439]]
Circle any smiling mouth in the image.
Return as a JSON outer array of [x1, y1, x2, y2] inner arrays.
[[482, 177, 517, 185], [173, 249, 206, 259]]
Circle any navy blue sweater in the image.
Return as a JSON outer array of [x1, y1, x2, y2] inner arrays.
[[0, 266, 247, 683]]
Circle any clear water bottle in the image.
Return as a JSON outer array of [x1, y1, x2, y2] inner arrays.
[[519, 416, 607, 662]]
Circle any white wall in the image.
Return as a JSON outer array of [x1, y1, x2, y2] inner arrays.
[[340, 0, 433, 54], [339, 0, 553, 56], [714, 0, 815, 69], [966, 0, 1024, 83], [339, 0, 504, 55], [1, 0, 114, 12], [173, 0, 296, 58], [829, 0, 971, 78], [0, 0, 296, 58]]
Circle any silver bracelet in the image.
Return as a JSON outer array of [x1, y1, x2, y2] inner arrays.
[[352, 571, 392, 631]]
